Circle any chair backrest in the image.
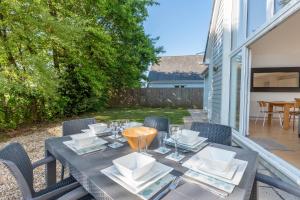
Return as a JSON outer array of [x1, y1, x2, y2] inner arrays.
[[191, 122, 232, 146], [144, 116, 170, 133], [144, 116, 170, 149], [0, 142, 34, 198], [257, 101, 268, 112], [62, 118, 96, 136]]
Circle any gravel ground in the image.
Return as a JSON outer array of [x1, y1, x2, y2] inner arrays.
[[0, 124, 62, 200]]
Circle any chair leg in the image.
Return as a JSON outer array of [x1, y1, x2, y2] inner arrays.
[[293, 115, 295, 131], [279, 114, 283, 128], [263, 113, 267, 127], [255, 116, 259, 125]]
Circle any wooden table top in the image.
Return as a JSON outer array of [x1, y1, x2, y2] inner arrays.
[[265, 101, 296, 106]]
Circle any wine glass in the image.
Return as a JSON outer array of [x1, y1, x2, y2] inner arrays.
[[169, 125, 184, 160]]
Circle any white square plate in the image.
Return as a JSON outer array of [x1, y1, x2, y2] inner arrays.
[[183, 159, 248, 185], [183, 157, 239, 180], [101, 162, 173, 194], [194, 146, 236, 172], [63, 138, 107, 155]]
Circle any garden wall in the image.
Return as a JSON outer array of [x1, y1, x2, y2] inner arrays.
[[109, 88, 203, 108]]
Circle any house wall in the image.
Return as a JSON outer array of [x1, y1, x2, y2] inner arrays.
[[203, 73, 209, 110], [209, 0, 224, 124]]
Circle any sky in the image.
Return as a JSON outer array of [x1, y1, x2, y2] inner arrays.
[[143, 0, 212, 56]]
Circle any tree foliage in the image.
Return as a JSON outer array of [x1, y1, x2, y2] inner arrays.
[[0, 0, 161, 129]]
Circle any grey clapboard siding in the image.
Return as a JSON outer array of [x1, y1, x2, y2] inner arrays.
[[210, 0, 224, 123], [109, 88, 203, 108]]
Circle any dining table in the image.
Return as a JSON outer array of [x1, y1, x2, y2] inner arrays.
[[45, 136, 259, 200], [265, 101, 296, 130]]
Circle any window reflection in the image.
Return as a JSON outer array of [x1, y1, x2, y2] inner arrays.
[[247, 0, 267, 36], [274, 0, 291, 13], [229, 52, 242, 131], [231, 0, 244, 49]]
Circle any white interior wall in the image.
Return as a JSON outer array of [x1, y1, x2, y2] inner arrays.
[[249, 11, 300, 117]]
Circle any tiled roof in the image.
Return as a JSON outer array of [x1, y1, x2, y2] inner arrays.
[[148, 55, 206, 81]]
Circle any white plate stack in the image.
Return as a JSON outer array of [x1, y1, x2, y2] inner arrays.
[[182, 146, 248, 198], [101, 152, 174, 199], [63, 133, 108, 155], [164, 129, 208, 152]]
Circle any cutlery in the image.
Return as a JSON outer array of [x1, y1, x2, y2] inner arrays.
[[153, 177, 182, 200]]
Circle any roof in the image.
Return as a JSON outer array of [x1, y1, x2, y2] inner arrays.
[[148, 55, 207, 82]]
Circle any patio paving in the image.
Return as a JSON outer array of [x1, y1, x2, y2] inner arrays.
[[0, 113, 299, 199]]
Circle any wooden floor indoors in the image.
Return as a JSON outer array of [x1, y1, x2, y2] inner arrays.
[[249, 118, 300, 169]]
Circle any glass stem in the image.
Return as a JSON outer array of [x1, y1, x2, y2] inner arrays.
[[174, 140, 178, 157]]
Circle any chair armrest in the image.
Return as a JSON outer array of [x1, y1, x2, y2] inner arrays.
[[33, 182, 80, 200], [256, 173, 300, 197], [32, 156, 56, 169], [57, 186, 89, 200]]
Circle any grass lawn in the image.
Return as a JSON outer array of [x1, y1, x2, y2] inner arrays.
[[0, 107, 189, 143], [87, 107, 189, 124]]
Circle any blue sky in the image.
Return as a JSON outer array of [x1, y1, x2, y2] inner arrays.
[[144, 0, 212, 56]]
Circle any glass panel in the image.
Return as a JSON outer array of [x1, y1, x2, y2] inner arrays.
[[229, 52, 242, 131], [253, 72, 299, 87], [275, 0, 292, 13], [231, 0, 244, 49], [247, 0, 267, 36]]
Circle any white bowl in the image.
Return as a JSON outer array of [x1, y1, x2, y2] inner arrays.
[[178, 129, 199, 144], [71, 134, 97, 148], [113, 152, 156, 180], [88, 123, 108, 134], [196, 146, 236, 172]]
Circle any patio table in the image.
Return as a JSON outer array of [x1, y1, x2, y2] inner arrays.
[[45, 136, 258, 200]]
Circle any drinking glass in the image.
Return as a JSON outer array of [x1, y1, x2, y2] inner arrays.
[[109, 121, 122, 148], [156, 131, 170, 154]]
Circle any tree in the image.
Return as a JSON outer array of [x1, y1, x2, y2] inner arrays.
[[0, 0, 162, 129]]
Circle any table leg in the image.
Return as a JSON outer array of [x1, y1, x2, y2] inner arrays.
[[298, 117, 300, 137], [267, 104, 273, 125], [283, 105, 290, 130], [45, 149, 56, 186]]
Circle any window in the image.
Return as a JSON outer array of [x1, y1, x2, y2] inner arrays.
[[229, 52, 242, 130], [247, 0, 267, 36], [231, 0, 244, 49], [274, 0, 291, 13], [251, 67, 300, 92]]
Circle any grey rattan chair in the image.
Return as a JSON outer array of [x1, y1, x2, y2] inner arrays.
[[61, 118, 96, 180], [144, 116, 170, 149], [62, 118, 96, 136], [255, 173, 300, 198], [0, 142, 81, 200], [191, 122, 232, 146]]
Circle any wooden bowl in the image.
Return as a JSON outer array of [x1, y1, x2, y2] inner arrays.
[[122, 127, 158, 151]]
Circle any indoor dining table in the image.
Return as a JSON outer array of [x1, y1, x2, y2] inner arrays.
[[265, 101, 295, 130], [45, 136, 259, 200]]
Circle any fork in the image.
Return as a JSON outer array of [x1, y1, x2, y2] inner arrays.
[[153, 177, 182, 200]]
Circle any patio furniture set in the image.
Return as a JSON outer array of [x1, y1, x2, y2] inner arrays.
[[256, 98, 300, 132], [1, 117, 300, 200]]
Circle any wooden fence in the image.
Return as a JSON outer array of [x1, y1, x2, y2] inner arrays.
[[109, 88, 203, 108]]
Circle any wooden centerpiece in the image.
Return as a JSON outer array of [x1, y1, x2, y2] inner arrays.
[[122, 126, 157, 151]]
